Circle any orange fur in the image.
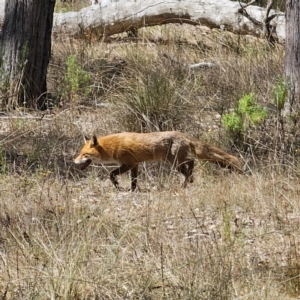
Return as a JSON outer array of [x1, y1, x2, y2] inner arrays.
[[74, 131, 242, 190]]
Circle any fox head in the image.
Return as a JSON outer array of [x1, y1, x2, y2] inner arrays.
[[74, 136, 100, 170]]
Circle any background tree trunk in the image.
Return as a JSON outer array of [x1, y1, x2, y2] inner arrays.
[[284, 0, 300, 117], [0, 0, 56, 109]]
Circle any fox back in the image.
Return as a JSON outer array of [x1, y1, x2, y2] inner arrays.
[[74, 131, 191, 166]]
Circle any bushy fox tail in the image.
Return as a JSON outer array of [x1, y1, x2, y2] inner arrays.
[[190, 140, 243, 171]]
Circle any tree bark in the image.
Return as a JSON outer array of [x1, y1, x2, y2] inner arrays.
[[0, 0, 56, 109], [284, 0, 300, 117]]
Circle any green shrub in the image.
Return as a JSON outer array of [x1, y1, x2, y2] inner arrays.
[[272, 77, 288, 111], [238, 93, 256, 115], [249, 109, 268, 125], [116, 66, 190, 132], [63, 55, 92, 102], [222, 93, 267, 137], [239, 93, 267, 124], [222, 112, 244, 133]]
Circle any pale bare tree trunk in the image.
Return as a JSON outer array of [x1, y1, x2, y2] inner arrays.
[[0, 1, 286, 42], [51, 0, 286, 42], [284, 0, 300, 117], [0, 0, 56, 109]]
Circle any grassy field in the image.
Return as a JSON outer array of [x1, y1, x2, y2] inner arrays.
[[1, 4, 300, 299]]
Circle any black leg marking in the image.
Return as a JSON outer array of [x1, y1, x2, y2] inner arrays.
[[110, 171, 120, 190], [130, 165, 138, 191], [110, 164, 133, 190]]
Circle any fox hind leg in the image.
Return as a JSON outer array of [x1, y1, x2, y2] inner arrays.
[[166, 145, 194, 187], [130, 165, 138, 191], [178, 160, 194, 187]]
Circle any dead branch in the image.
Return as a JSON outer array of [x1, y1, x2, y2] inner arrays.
[[162, 53, 218, 70], [238, 0, 279, 43]]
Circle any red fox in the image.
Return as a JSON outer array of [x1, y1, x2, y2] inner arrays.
[[74, 131, 242, 191]]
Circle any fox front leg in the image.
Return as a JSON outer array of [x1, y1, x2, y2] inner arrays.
[[110, 164, 134, 191], [110, 170, 121, 190]]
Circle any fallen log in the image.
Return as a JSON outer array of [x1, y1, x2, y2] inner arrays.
[[0, 0, 286, 42]]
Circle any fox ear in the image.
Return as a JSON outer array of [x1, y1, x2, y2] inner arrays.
[[84, 136, 90, 143], [90, 135, 98, 147]]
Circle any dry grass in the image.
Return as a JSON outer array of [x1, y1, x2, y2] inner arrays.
[[1, 12, 300, 300], [1, 168, 300, 299]]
